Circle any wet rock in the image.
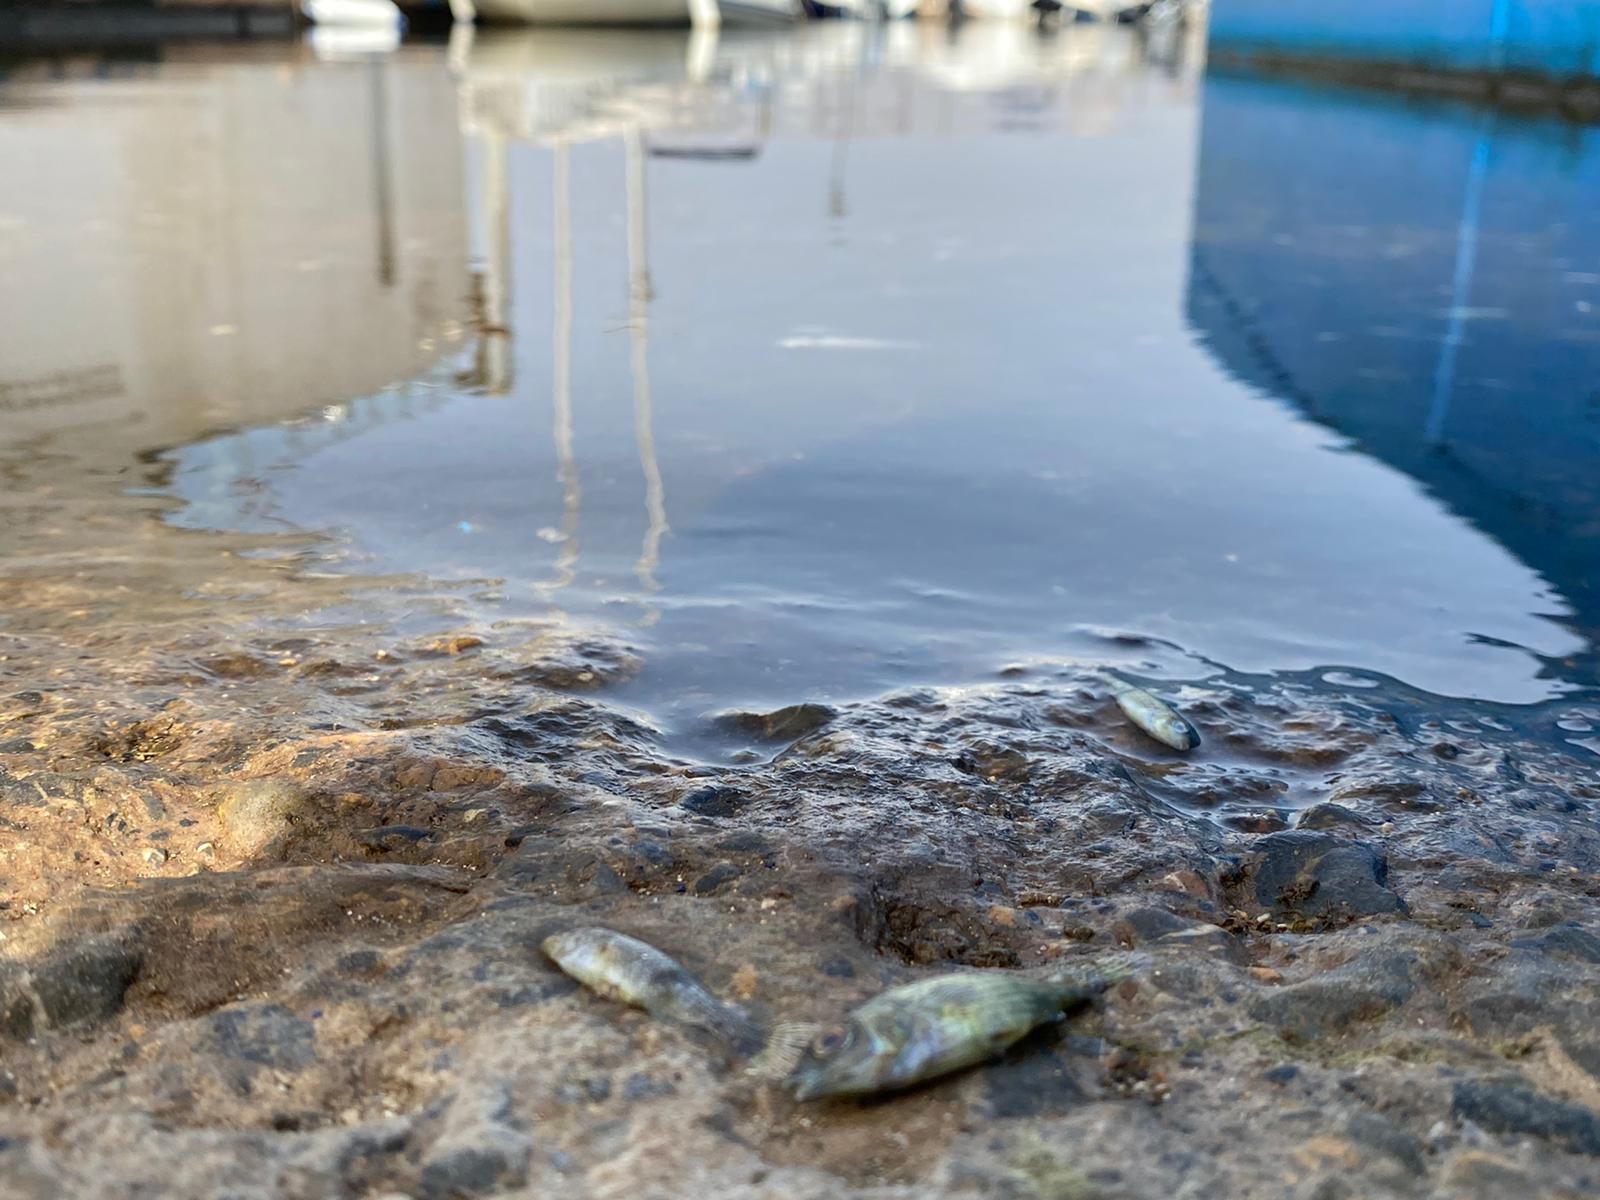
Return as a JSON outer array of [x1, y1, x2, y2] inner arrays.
[[714, 703, 836, 742], [1294, 802, 1375, 832], [820, 955, 856, 978], [952, 741, 1032, 782], [215, 779, 310, 855], [692, 863, 742, 896], [679, 785, 749, 818], [1252, 949, 1416, 1041], [1451, 1080, 1600, 1156], [1112, 907, 1246, 964], [1249, 831, 1405, 921], [357, 824, 438, 852], [202, 1003, 316, 1071]]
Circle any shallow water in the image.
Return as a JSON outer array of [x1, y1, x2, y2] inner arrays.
[[2, 23, 1598, 759]]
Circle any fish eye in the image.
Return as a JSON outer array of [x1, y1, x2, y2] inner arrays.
[[813, 1025, 850, 1055]]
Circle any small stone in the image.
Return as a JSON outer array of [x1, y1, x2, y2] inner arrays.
[[141, 847, 167, 866], [820, 955, 856, 978], [419, 1144, 528, 1200], [680, 785, 749, 818], [203, 1003, 316, 1070], [713, 703, 836, 742], [729, 964, 759, 1000], [423, 634, 485, 656], [356, 825, 438, 852], [1293, 802, 1374, 832], [1262, 1064, 1299, 1085], [1250, 967, 1283, 983], [196, 842, 215, 858], [692, 863, 742, 896], [216, 779, 310, 855], [1157, 869, 1211, 899]]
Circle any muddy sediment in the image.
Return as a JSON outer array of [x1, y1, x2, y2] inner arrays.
[[1, 456, 1599, 1200]]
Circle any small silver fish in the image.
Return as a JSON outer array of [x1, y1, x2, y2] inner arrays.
[[1106, 676, 1199, 751], [778, 957, 1132, 1101], [542, 927, 758, 1052]]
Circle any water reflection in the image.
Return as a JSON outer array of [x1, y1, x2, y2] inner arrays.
[[1186, 72, 1600, 695], [2, 24, 1594, 733], [0, 50, 469, 453]]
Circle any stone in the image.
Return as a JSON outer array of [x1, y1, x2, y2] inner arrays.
[[202, 1003, 316, 1071], [714, 703, 836, 742], [216, 779, 310, 855], [356, 825, 438, 851], [1343, 1112, 1425, 1175], [1293, 802, 1374, 832], [679, 785, 749, 818], [6, 936, 144, 1037], [1249, 831, 1406, 920], [418, 1144, 528, 1200], [1251, 949, 1416, 1041], [1113, 907, 1246, 964], [691, 863, 742, 896], [1451, 1080, 1600, 1156]]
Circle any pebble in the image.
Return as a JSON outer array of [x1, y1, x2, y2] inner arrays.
[[140, 847, 167, 866], [215, 779, 310, 855]]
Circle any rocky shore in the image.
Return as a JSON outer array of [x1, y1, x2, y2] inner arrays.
[[1, 457, 1599, 1200]]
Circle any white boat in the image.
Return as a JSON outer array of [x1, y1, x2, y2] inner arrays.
[[473, 0, 800, 26], [301, 0, 405, 26]]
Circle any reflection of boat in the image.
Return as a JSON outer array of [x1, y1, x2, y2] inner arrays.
[[474, 0, 801, 26], [302, 0, 405, 26]]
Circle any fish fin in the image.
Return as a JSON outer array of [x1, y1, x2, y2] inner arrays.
[[696, 1001, 766, 1059], [746, 1021, 819, 1081], [1044, 950, 1150, 995]]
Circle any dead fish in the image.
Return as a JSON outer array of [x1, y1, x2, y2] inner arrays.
[[542, 927, 759, 1052], [773, 957, 1134, 1102], [1105, 675, 1199, 751]]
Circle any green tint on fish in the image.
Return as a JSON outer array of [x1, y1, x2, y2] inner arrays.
[[542, 927, 759, 1052], [1106, 675, 1199, 751], [784, 958, 1133, 1101]]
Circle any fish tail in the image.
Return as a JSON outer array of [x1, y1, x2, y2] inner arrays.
[[746, 1021, 819, 1081], [685, 997, 766, 1058], [1044, 950, 1148, 997]]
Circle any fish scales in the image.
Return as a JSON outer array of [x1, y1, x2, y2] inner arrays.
[[786, 959, 1130, 1101]]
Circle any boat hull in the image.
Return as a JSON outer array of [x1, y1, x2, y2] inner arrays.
[[475, 0, 798, 24]]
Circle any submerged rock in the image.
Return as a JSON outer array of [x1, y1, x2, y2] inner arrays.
[[714, 703, 837, 743]]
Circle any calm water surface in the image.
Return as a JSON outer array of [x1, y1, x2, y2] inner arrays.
[[3, 24, 1598, 755]]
